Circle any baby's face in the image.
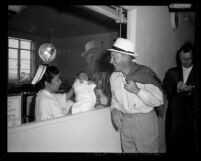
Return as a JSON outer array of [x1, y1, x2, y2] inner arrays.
[[78, 72, 88, 81]]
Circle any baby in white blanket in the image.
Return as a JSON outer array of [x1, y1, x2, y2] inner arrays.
[[71, 71, 96, 114]]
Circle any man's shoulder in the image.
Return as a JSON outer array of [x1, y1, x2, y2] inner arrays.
[[133, 64, 156, 76], [134, 63, 153, 72], [166, 67, 179, 73]]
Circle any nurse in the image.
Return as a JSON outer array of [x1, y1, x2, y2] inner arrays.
[[34, 65, 74, 122]]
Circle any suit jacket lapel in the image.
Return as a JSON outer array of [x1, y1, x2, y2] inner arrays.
[[178, 67, 183, 82]]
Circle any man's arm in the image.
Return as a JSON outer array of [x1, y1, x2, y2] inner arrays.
[[110, 74, 122, 129], [137, 84, 164, 107], [162, 70, 177, 99], [124, 80, 163, 107]]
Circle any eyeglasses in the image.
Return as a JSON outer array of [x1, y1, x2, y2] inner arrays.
[[181, 57, 192, 61]]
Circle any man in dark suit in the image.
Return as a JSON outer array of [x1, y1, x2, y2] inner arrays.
[[162, 42, 197, 158]]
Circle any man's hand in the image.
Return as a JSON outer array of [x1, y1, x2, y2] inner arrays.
[[111, 108, 122, 129], [124, 80, 140, 94], [177, 81, 193, 92]]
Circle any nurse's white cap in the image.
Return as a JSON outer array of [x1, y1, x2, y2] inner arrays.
[[31, 64, 47, 84]]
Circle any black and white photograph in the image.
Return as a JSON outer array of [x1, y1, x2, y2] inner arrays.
[[4, 2, 200, 160]]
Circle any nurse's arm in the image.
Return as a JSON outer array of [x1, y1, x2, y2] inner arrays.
[[66, 88, 74, 100]]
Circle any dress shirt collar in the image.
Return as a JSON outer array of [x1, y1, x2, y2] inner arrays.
[[182, 65, 193, 71]]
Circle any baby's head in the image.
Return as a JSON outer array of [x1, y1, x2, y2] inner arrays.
[[76, 71, 88, 81]]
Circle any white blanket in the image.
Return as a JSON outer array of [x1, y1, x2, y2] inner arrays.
[[72, 80, 96, 114]]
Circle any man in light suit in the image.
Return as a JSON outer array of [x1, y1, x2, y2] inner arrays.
[[162, 42, 197, 158], [108, 38, 165, 152]]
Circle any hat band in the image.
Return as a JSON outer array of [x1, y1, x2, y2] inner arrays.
[[112, 46, 134, 54]]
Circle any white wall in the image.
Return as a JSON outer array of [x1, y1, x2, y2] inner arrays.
[[134, 6, 195, 80], [7, 108, 121, 152]]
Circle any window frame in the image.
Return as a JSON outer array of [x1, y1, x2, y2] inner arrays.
[[8, 37, 35, 83]]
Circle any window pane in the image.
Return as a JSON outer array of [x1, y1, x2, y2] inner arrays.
[[20, 70, 30, 80], [9, 49, 18, 59], [21, 50, 30, 59], [21, 59, 30, 69], [9, 38, 19, 48], [9, 59, 18, 69], [9, 69, 18, 79], [20, 40, 31, 50], [8, 37, 34, 82]]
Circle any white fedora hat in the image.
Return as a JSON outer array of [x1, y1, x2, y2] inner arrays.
[[81, 40, 102, 57], [107, 38, 138, 57]]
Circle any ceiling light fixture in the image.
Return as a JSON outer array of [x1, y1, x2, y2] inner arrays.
[[38, 28, 57, 64]]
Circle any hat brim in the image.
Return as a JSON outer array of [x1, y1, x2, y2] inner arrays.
[[81, 48, 102, 57], [107, 49, 138, 57]]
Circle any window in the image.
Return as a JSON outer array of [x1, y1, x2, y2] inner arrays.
[[8, 37, 35, 82]]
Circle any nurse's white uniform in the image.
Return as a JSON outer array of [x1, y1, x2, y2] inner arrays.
[[35, 89, 73, 122]]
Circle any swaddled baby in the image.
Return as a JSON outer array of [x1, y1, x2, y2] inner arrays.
[[71, 71, 96, 114]]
